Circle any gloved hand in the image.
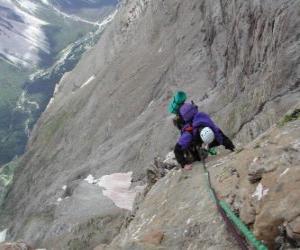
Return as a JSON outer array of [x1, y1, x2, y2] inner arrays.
[[225, 142, 235, 151], [208, 147, 217, 155]]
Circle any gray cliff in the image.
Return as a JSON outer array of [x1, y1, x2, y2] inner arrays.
[[1, 0, 299, 249]]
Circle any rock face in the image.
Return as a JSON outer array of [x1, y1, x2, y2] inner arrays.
[[208, 117, 300, 248], [0, 0, 299, 249], [0, 241, 33, 250], [106, 165, 238, 250]]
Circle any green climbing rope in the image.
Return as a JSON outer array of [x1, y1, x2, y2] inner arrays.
[[200, 152, 268, 250], [219, 201, 268, 250]]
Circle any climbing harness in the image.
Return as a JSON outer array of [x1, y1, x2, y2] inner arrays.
[[200, 150, 268, 250]]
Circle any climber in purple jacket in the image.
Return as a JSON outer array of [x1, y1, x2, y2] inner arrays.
[[168, 92, 235, 170]]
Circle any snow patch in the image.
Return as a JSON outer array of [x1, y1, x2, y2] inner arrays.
[[62, 185, 67, 191], [0, 229, 7, 243], [84, 174, 96, 184], [80, 75, 95, 89], [252, 183, 269, 201], [0, 0, 49, 67], [16, 0, 39, 14], [84, 173, 145, 211]]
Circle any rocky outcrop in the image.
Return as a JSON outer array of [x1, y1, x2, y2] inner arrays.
[[208, 113, 300, 248], [105, 164, 238, 250], [92, 109, 299, 249], [1, 0, 299, 249], [0, 241, 33, 250]]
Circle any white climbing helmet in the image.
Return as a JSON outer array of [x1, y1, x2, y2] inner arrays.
[[200, 127, 215, 145]]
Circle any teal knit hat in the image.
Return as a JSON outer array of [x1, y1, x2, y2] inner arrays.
[[168, 91, 187, 114]]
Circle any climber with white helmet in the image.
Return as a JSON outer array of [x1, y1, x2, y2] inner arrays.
[[168, 91, 235, 170]]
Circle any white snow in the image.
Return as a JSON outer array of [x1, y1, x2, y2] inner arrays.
[[62, 185, 67, 191], [84, 172, 145, 211], [40, 0, 50, 6], [16, 0, 39, 13], [80, 75, 95, 89], [0, 229, 7, 243], [0, 0, 49, 67], [0, 0, 117, 68], [252, 183, 269, 201], [84, 174, 96, 184], [57, 197, 62, 202], [49, 5, 118, 27], [46, 98, 54, 108], [97, 9, 118, 28]]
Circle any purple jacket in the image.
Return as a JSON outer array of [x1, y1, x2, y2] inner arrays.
[[192, 112, 223, 144], [177, 104, 223, 149]]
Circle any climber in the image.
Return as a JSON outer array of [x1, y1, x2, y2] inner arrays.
[[168, 91, 235, 170]]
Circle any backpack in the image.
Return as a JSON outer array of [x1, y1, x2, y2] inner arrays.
[[179, 103, 198, 123]]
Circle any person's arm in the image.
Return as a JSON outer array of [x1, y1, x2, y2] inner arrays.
[[172, 115, 184, 130], [174, 143, 187, 166], [174, 132, 193, 167], [221, 131, 235, 151]]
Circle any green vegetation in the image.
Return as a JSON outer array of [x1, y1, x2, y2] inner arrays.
[[0, 2, 109, 165], [0, 61, 30, 165], [278, 109, 300, 127], [0, 12, 95, 165], [0, 62, 28, 105], [0, 160, 19, 207]]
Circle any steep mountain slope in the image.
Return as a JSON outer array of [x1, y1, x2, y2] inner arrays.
[[102, 109, 300, 250], [107, 162, 240, 250], [0, 0, 118, 165], [0, 0, 299, 249]]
